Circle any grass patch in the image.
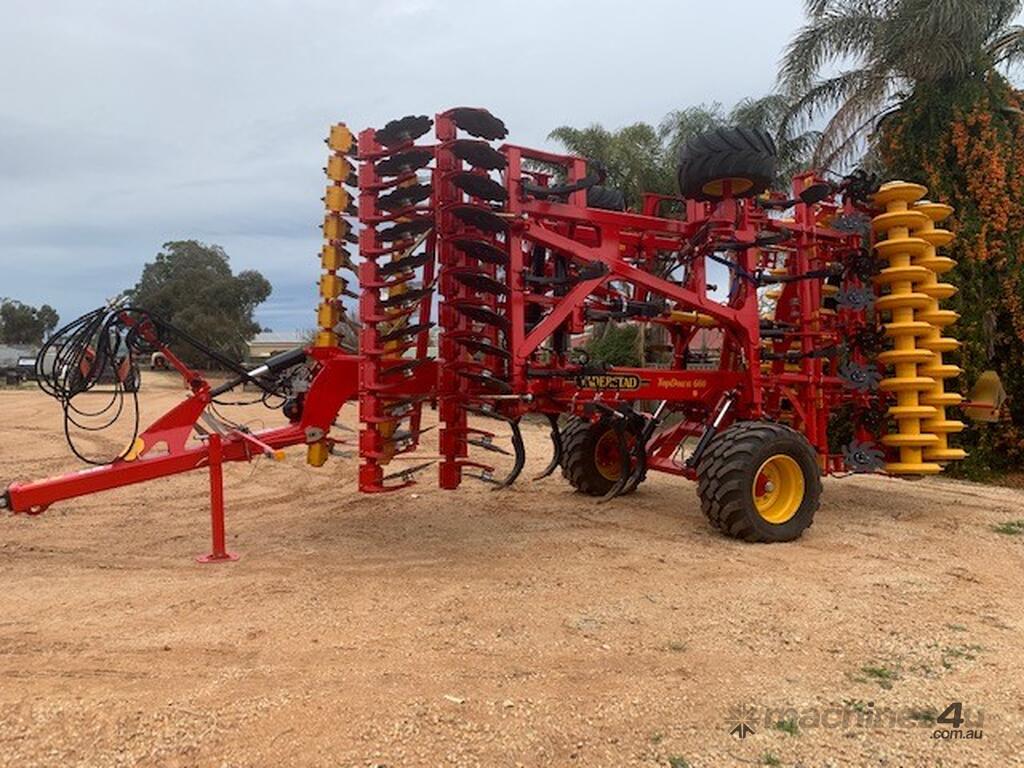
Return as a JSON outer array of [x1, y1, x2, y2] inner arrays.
[[665, 640, 688, 652], [941, 643, 982, 669], [843, 698, 871, 713], [650, 731, 664, 744], [907, 707, 938, 724], [667, 757, 689, 768], [761, 753, 782, 767], [774, 717, 799, 736], [992, 520, 1024, 535], [860, 664, 897, 689]]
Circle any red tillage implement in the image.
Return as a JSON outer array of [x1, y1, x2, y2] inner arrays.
[[2, 107, 972, 558]]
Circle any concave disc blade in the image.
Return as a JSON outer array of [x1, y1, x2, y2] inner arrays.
[[378, 217, 433, 242], [376, 148, 433, 177], [450, 204, 507, 234], [378, 183, 432, 211], [375, 115, 433, 147], [451, 139, 506, 170], [379, 251, 432, 276], [447, 108, 508, 141], [458, 369, 513, 393], [452, 269, 507, 296], [451, 172, 507, 202], [455, 336, 510, 359], [452, 237, 508, 265], [453, 302, 509, 330]]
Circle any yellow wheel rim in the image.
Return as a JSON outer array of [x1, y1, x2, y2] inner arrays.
[[702, 177, 755, 197], [594, 429, 623, 481], [752, 454, 804, 524]]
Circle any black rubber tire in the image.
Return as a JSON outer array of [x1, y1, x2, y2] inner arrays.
[[560, 416, 645, 496], [696, 421, 821, 543], [586, 186, 626, 211], [677, 126, 777, 201]]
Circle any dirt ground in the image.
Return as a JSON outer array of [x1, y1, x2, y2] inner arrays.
[[1, 374, 1023, 768]]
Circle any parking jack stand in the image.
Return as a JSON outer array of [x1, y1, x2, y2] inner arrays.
[[196, 433, 239, 564]]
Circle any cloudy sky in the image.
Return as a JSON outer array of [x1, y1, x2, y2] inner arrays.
[[1, 0, 807, 332]]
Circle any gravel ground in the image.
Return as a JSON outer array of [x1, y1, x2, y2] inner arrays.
[[1, 375, 1022, 767]]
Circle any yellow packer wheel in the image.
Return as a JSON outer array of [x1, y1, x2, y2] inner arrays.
[[696, 421, 821, 542]]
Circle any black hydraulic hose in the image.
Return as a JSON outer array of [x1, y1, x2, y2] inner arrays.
[[520, 162, 606, 199]]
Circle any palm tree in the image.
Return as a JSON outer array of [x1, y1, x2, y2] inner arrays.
[[780, 0, 1024, 166], [546, 122, 671, 209], [729, 95, 822, 184], [657, 103, 728, 161]]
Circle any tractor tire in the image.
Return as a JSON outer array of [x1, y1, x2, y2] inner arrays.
[[561, 416, 645, 496], [677, 126, 777, 201], [696, 421, 821, 543]]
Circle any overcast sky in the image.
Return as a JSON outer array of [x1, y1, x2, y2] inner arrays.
[[1, 0, 807, 332]]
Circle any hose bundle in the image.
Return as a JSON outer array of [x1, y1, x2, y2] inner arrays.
[[35, 307, 156, 465], [35, 306, 302, 465]]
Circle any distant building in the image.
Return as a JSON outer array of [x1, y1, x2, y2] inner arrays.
[[247, 331, 307, 360], [0, 344, 37, 368]]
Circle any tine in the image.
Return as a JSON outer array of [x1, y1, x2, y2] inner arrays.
[[490, 419, 526, 490], [466, 437, 512, 456], [381, 460, 435, 483], [533, 413, 563, 480], [382, 395, 430, 412], [597, 422, 631, 504]]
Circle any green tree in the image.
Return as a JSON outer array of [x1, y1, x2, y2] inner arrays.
[[0, 299, 59, 344], [729, 94, 822, 184], [658, 103, 728, 163], [780, 0, 1024, 473], [586, 324, 641, 367], [547, 121, 675, 208], [780, 0, 1024, 166], [548, 100, 818, 208], [128, 240, 272, 366]]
